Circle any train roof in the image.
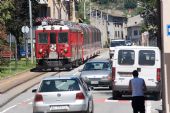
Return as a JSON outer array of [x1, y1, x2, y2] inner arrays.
[[36, 25, 70, 30], [35, 19, 100, 32]]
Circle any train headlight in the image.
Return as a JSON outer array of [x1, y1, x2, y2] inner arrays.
[[39, 49, 43, 54]]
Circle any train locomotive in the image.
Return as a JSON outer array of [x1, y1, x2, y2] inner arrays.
[[35, 19, 102, 70]]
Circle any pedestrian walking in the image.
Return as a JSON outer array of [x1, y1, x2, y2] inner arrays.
[[129, 70, 147, 113]]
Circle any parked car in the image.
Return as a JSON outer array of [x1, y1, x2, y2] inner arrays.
[[79, 58, 112, 89], [112, 46, 161, 99], [32, 76, 94, 113], [109, 39, 126, 59]]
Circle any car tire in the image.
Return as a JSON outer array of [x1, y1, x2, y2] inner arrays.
[[112, 91, 122, 99], [154, 92, 161, 100], [86, 101, 94, 113]]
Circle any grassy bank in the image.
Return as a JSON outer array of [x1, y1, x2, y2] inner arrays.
[[0, 59, 36, 79]]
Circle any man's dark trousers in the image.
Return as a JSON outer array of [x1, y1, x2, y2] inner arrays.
[[132, 96, 145, 113]]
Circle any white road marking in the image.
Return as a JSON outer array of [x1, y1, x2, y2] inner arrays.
[[146, 101, 152, 113], [0, 105, 17, 113], [105, 99, 119, 102], [0, 97, 34, 113], [28, 102, 32, 105]]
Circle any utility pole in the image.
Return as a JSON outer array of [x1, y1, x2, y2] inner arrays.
[[84, 0, 86, 20], [90, 0, 91, 23], [29, 0, 33, 64]]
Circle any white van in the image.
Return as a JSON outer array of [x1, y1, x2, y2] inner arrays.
[[112, 46, 161, 99]]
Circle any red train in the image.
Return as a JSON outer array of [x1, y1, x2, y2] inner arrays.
[[35, 19, 102, 70]]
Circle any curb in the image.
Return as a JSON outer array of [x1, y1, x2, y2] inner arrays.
[[0, 71, 45, 93], [0, 72, 57, 107]]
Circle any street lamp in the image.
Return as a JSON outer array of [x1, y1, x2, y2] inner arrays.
[[28, 0, 33, 64]]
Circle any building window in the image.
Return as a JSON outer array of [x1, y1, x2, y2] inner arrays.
[[118, 31, 120, 38], [115, 31, 117, 38], [134, 30, 138, 36]]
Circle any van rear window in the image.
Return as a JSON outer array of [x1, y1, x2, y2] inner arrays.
[[118, 50, 135, 65], [139, 50, 155, 65]]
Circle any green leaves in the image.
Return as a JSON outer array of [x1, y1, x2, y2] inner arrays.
[[0, 0, 14, 24]]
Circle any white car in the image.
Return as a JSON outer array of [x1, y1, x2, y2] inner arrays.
[[109, 39, 126, 59], [32, 76, 94, 113]]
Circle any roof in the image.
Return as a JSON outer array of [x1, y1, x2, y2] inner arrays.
[[114, 46, 160, 50], [102, 10, 126, 17], [126, 15, 143, 27]]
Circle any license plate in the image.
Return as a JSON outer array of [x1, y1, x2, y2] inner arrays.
[[91, 81, 99, 84], [120, 74, 132, 77], [50, 105, 69, 111]]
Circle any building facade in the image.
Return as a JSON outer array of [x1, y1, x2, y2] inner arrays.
[[126, 15, 143, 45]]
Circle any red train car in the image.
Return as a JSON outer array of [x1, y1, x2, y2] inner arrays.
[[35, 19, 101, 70]]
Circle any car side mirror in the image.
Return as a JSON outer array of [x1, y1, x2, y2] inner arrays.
[[32, 89, 37, 93]]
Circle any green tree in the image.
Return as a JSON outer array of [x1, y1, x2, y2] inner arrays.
[[5, 0, 40, 58], [124, 0, 137, 9], [138, 0, 160, 47], [0, 0, 14, 69], [0, 0, 14, 24]]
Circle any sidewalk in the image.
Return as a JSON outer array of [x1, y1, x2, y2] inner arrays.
[[0, 71, 48, 107]]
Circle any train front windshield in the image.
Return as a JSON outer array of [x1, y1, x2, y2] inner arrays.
[[38, 32, 68, 44], [38, 33, 48, 44], [58, 32, 68, 43]]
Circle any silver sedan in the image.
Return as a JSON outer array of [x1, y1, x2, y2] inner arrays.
[[32, 76, 94, 113], [80, 59, 112, 89]]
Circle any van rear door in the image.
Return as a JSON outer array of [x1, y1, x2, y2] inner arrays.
[[113, 49, 136, 90], [137, 49, 161, 89]]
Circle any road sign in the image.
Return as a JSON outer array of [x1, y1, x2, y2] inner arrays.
[[167, 25, 170, 36], [21, 26, 29, 33]]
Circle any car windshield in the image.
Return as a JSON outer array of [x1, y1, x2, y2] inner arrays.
[[39, 79, 80, 92], [110, 41, 125, 47], [83, 62, 111, 71]]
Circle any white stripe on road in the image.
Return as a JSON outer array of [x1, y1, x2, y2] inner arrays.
[[0, 105, 17, 113], [0, 97, 34, 113], [146, 101, 152, 113]]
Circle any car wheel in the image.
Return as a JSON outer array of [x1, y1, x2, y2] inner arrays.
[[112, 91, 122, 99], [86, 101, 93, 113], [154, 92, 161, 100]]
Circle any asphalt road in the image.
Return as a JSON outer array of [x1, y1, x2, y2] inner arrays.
[[0, 49, 162, 113]]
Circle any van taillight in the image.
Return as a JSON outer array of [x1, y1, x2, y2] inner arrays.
[[157, 68, 161, 81], [76, 92, 85, 100], [112, 67, 116, 80], [34, 94, 43, 102]]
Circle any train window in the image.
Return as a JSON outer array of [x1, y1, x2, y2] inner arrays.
[[58, 32, 68, 43], [38, 33, 48, 44], [50, 33, 56, 44]]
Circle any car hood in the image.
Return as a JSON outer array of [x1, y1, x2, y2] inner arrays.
[[80, 70, 111, 77]]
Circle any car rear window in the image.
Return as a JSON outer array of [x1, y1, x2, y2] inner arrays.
[[110, 41, 126, 47], [83, 62, 111, 71], [39, 79, 80, 92], [118, 50, 135, 65], [139, 50, 155, 65]]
